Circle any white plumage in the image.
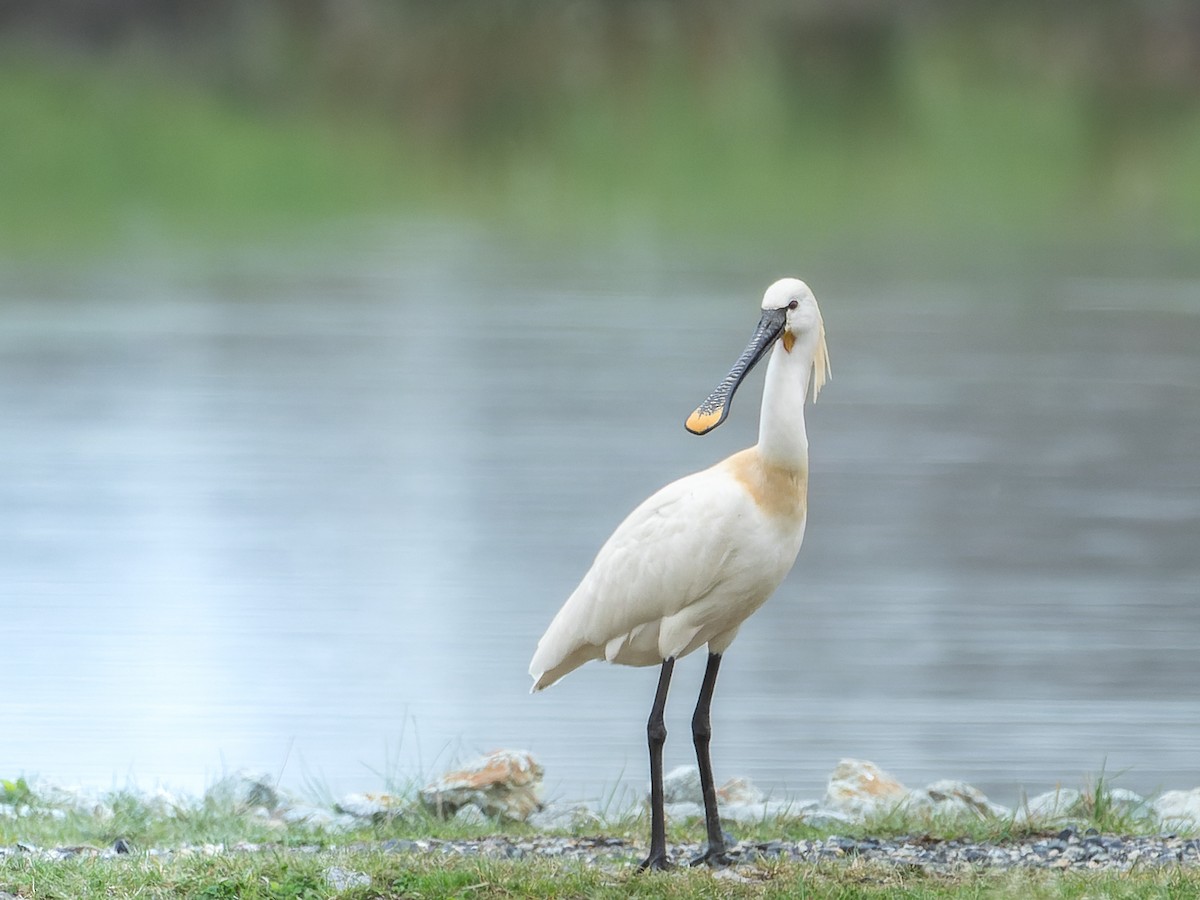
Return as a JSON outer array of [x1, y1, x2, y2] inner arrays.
[[529, 277, 830, 869], [530, 448, 805, 688]]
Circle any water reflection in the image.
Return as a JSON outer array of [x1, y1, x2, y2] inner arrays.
[[2, 236, 1198, 806]]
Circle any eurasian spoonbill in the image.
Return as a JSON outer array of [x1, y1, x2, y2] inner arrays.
[[529, 277, 830, 870]]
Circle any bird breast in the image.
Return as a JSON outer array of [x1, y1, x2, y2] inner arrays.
[[720, 447, 807, 524]]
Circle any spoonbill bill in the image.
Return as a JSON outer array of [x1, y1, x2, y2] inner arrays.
[[529, 278, 830, 870]]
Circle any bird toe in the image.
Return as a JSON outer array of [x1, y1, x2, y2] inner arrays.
[[637, 852, 673, 872], [688, 846, 732, 868]]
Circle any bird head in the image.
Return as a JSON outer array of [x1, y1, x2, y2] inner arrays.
[[685, 278, 830, 435]]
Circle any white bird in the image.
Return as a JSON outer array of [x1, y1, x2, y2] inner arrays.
[[529, 277, 830, 870]]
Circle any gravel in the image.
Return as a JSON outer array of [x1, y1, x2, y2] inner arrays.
[[3, 829, 1199, 873], [375, 830, 1200, 872], [384, 830, 1200, 873]]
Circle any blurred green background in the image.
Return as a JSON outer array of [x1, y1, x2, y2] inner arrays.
[[3, 0, 1198, 271]]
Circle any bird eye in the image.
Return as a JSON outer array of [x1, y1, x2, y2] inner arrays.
[[788, 300, 799, 310]]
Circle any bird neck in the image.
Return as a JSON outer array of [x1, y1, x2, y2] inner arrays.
[[755, 338, 812, 471]]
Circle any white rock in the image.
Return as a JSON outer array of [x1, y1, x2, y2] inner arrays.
[[772, 797, 823, 820], [1108, 787, 1147, 807], [822, 759, 908, 819], [149, 787, 189, 815], [336, 792, 410, 820], [712, 867, 755, 885], [661, 766, 703, 805], [659, 767, 766, 809], [330, 813, 361, 832], [661, 791, 811, 826], [1019, 788, 1083, 823], [324, 866, 371, 890], [1105, 788, 1153, 822], [802, 806, 858, 828], [205, 772, 283, 813], [717, 777, 764, 806], [22, 778, 114, 816], [526, 803, 602, 831], [715, 802, 760, 825], [453, 804, 489, 825], [904, 779, 1010, 820], [280, 805, 339, 827], [765, 799, 803, 823], [662, 801, 704, 822], [1153, 788, 1200, 831], [419, 749, 544, 821], [720, 799, 798, 824]]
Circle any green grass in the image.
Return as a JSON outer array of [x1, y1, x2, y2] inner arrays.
[[3, 847, 1200, 899], [0, 57, 433, 258], [3, 771, 1199, 898], [0, 765, 1191, 853], [2, 36, 1198, 268]]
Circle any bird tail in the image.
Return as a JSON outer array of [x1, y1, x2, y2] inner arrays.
[[528, 640, 602, 693]]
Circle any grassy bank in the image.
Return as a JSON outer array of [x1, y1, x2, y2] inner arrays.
[[3, 28, 1198, 267], [4, 776, 1200, 899], [0, 59, 430, 257], [5, 850, 1200, 900]]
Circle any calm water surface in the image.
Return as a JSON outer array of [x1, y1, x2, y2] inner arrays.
[[2, 230, 1198, 807]]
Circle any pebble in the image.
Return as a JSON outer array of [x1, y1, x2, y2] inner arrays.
[[324, 866, 371, 890], [15, 832, 1187, 872], [361, 832, 1200, 872], [4, 756, 1200, 875]]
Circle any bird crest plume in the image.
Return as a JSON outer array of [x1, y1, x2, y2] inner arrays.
[[811, 320, 831, 402]]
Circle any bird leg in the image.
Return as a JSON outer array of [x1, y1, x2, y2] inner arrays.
[[638, 657, 675, 872], [689, 652, 731, 867]]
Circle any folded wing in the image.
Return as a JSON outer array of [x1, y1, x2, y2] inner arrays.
[[529, 464, 755, 690]]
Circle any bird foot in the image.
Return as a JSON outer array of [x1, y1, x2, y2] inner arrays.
[[689, 846, 731, 868], [637, 852, 673, 872]]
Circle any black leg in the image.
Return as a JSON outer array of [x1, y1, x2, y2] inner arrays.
[[638, 657, 675, 871], [689, 652, 731, 867]]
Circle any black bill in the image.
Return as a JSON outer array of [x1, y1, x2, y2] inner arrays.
[[684, 307, 787, 435]]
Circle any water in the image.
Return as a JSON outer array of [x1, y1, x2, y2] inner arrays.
[[2, 229, 1198, 809]]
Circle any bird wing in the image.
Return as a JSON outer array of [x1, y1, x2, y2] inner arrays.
[[529, 463, 753, 689]]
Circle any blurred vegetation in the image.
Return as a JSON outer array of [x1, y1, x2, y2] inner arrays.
[[2, 0, 1198, 262]]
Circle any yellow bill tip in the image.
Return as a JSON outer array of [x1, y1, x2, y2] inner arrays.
[[685, 406, 724, 435]]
